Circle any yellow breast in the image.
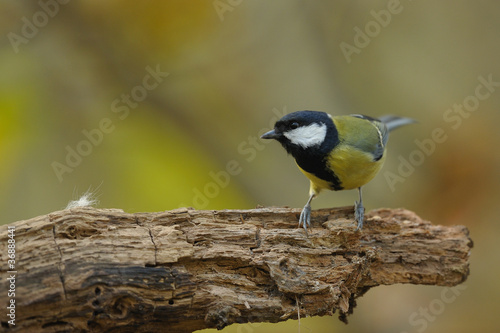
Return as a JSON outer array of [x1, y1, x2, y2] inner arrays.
[[296, 164, 335, 196], [327, 144, 385, 190]]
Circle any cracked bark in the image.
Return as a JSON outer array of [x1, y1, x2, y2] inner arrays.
[[147, 228, 158, 267], [0, 206, 472, 332], [51, 225, 68, 302]]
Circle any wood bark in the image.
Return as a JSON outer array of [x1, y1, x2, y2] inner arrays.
[[0, 206, 472, 332]]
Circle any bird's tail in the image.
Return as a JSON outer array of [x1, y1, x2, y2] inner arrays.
[[379, 115, 417, 132]]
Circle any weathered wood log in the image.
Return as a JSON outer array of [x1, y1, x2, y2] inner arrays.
[[0, 206, 472, 332]]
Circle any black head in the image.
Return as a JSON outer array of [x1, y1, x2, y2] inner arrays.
[[261, 111, 338, 156]]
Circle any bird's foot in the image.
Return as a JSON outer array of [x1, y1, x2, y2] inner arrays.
[[354, 200, 365, 230], [299, 204, 312, 232]]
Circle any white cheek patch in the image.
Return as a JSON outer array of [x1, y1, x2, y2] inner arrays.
[[284, 123, 327, 148]]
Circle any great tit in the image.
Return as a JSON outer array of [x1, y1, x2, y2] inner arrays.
[[261, 111, 415, 231]]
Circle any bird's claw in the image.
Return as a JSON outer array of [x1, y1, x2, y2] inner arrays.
[[354, 200, 365, 230], [299, 204, 311, 232]]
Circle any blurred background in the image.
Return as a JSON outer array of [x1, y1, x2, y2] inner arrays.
[[1, 1, 499, 332]]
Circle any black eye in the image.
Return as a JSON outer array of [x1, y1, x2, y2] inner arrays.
[[290, 122, 299, 129]]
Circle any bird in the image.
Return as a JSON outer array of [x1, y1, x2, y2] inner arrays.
[[261, 110, 416, 231]]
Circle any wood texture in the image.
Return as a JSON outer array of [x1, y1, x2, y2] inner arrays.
[[0, 206, 472, 332]]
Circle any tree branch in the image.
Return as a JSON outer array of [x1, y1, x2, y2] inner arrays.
[[0, 206, 472, 332]]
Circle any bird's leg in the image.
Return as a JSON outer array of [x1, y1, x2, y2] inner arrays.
[[354, 187, 365, 230], [299, 193, 315, 231]]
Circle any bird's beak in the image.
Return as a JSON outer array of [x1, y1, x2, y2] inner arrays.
[[261, 129, 280, 140]]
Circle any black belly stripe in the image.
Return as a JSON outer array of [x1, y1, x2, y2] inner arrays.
[[295, 154, 343, 191]]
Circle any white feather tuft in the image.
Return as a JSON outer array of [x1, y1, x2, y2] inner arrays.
[[66, 188, 100, 209]]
